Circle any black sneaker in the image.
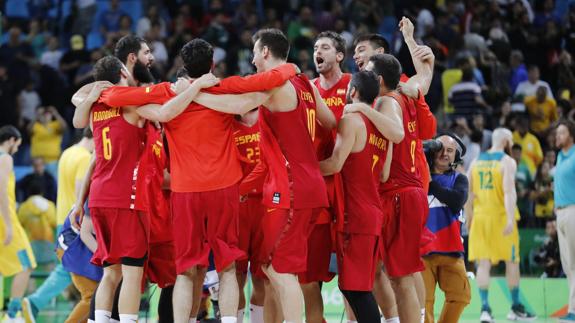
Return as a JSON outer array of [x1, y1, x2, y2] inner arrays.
[[507, 304, 536, 321]]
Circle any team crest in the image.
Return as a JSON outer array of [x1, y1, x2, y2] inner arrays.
[[336, 88, 346, 95]]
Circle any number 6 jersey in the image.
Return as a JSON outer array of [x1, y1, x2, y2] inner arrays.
[[89, 102, 146, 210]]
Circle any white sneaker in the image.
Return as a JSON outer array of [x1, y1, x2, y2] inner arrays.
[[480, 310, 495, 323]]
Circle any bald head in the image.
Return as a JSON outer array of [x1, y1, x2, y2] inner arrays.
[[492, 128, 513, 149], [433, 135, 459, 172]]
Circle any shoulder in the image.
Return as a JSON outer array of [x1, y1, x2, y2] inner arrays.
[[0, 154, 13, 172]]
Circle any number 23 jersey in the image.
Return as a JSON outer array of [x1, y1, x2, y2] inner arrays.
[[89, 102, 146, 210]]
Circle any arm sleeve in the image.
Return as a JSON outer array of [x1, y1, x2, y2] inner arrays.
[[98, 82, 175, 107], [205, 64, 297, 94], [416, 91, 437, 140], [428, 174, 469, 214]]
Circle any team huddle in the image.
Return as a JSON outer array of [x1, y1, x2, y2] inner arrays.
[[0, 14, 537, 323]]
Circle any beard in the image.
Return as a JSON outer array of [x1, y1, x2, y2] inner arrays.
[[133, 60, 155, 84]]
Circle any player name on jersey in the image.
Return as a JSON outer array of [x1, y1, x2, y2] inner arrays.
[[93, 107, 121, 122], [368, 133, 387, 150], [322, 95, 345, 108]]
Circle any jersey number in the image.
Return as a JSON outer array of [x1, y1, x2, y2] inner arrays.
[[479, 171, 494, 190], [102, 127, 112, 160], [246, 147, 260, 163], [410, 140, 416, 173], [306, 108, 316, 141], [372, 154, 380, 172]]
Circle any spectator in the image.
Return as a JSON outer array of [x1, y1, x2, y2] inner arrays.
[[513, 115, 543, 176], [509, 50, 528, 94], [116, 15, 135, 39], [511, 144, 534, 222], [97, 0, 127, 38], [554, 50, 575, 97], [74, 49, 104, 88], [463, 130, 481, 172], [524, 86, 558, 137], [553, 120, 575, 322], [234, 30, 256, 76], [147, 23, 169, 72], [25, 19, 49, 59], [60, 35, 90, 87], [532, 160, 555, 226], [40, 36, 64, 71], [17, 157, 57, 203], [137, 4, 167, 39], [448, 67, 488, 122], [0, 26, 35, 90], [533, 219, 562, 278], [545, 149, 557, 176], [471, 113, 492, 151], [17, 80, 41, 126], [28, 106, 67, 178], [17, 179, 56, 265], [0, 64, 19, 127], [71, 0, 97, 36], [514, 65, 554, 110]]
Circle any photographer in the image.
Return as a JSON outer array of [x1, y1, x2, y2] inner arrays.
[[421, 134, 471, 323], [27, 106, 67, 178]]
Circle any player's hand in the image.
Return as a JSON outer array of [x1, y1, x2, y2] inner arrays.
[[87, 81, 114, 102], [3, 224, 13, 246], [343, 103, 369, 115], [503, 220, 514, 236], [69, 204, 85, 231], [173, 77, 191, 95], [398, 82, 419, 99], [194, 73, 220, 89], [413, 45, 434, 62], [399, 17, 415, 40]]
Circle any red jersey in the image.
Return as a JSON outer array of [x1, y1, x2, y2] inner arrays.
[[379, 91, 423, 192], [258, 74, 329, 209], [89, 103, 145, 209], [135, 123, 171, 243], [233, 120, 261, 180], [340, 114, 387, 235], [97, 64, 297, 193]]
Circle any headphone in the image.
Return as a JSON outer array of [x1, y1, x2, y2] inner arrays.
[[435, 131, 466, 168]]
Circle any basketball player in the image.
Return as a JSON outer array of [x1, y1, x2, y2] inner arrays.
[[194, 28, 337, 323], [69, 56, 219, 323], [466, 128, 536, 322], [0, 126, 37, 321], [319, 70, 393, 323]]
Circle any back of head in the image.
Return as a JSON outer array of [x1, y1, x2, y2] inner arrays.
[[461, 66, 474, 82], [492, 127, 512, 147], [180, 38, 213, 78], [350, 71, 380, 105], [252, 28, 290, 60], [353, 33, 389, 53], [0, 125, 22, 144], [369, 54, 402, 90], [93, 56, 123, 84], [114, 35, 145, 64], [315, 31, 346, 57]]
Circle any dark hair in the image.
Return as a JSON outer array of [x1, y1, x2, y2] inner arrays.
[[527, 65, 539, 72], [368, 54, 402, 90], [27, 179, 44, 196], [180, 39, 213, 78], [557, 119, 575, 139], [470, 130, 483, 143], [175, 67, 188, 78], [114, 35, 146, 64], [93, 56, 123, 84], [349, 71, 380, 105], [461, 67, 474, 82], [252, 28, 290, 60], [0, 125, 22, 144], [315, 31, 346, 57], [512, 143, 522, 151], [82, 127, 93, 139], [353, 33, 390, 53]]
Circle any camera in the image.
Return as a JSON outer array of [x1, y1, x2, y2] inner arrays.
[[423, 139, 443, 169]]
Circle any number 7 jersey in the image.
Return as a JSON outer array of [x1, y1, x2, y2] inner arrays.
[[89, 102, 146, 210]]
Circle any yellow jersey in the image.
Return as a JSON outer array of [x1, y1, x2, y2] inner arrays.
[[30, 121, 64, 162], [471, 151, 520, 219], [512, 131, 543, 176], [56, 145, 91, 225], [0, 172, 18, 237], [17, 195, 56, 242]]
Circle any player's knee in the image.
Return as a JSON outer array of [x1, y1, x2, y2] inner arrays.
[[103, 265, 123, 285], [219, 262, 236, 274]]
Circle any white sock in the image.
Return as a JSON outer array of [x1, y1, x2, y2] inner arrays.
[[94, 310, 112, 323], [119, 314, 138, 323], [189, 317, 197, 323], [250, 304, 264, 323], [347, 321, 358, 323], [421, 308, 426, 323], [238, 308, 245, 323], [110, 320, 120, 323], [222, 316, 238, 323], [88, 320, 95, 323], [385, 317, 400, 323]]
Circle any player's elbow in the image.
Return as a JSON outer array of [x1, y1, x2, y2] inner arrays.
[[72, 116, 88, 129], [390, 127, 405, 144]]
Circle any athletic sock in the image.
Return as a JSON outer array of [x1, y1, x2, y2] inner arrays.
[[238, 308, 245, 323], [510, 287, 520, 306], [347, 321, 358, 323], [221, 316, 237, 323], [94, 310, 112, 323], [385, 317, 400, 323], [7, 297, 22, 318], [250, 304, 264, 323], [119, 314, 138, 323], [479, 289, 490, 311], [189, 317, 197, 323], [421, 308, 426, 323], [110, 320, 120, 323]]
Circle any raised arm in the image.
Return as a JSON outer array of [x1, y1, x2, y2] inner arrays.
[[319, 115, 358, 176], [344, 96, 404, 144], [0, 155, 13, 245], [311, 81, 337, 129], [502, 156, 518, 235], [399, 17, 434, 95]]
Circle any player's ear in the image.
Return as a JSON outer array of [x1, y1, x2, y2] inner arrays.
[[376, 47, 385, 55], [377, 75, 383, 86], [262, 45, 269, 59], [336, 51, 344, 64], [350, 86, 357, 99]]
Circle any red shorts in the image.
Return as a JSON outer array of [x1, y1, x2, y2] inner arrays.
[[336, 232, 379, 291], [261, 208, 317, 274], [380, 187, 428, 278], [236, 196, 265, 278], [146, 240, 177, 288], [171, 185, 246, 274], [299, 222, 334, 284], [90, 207, 149, 266]]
